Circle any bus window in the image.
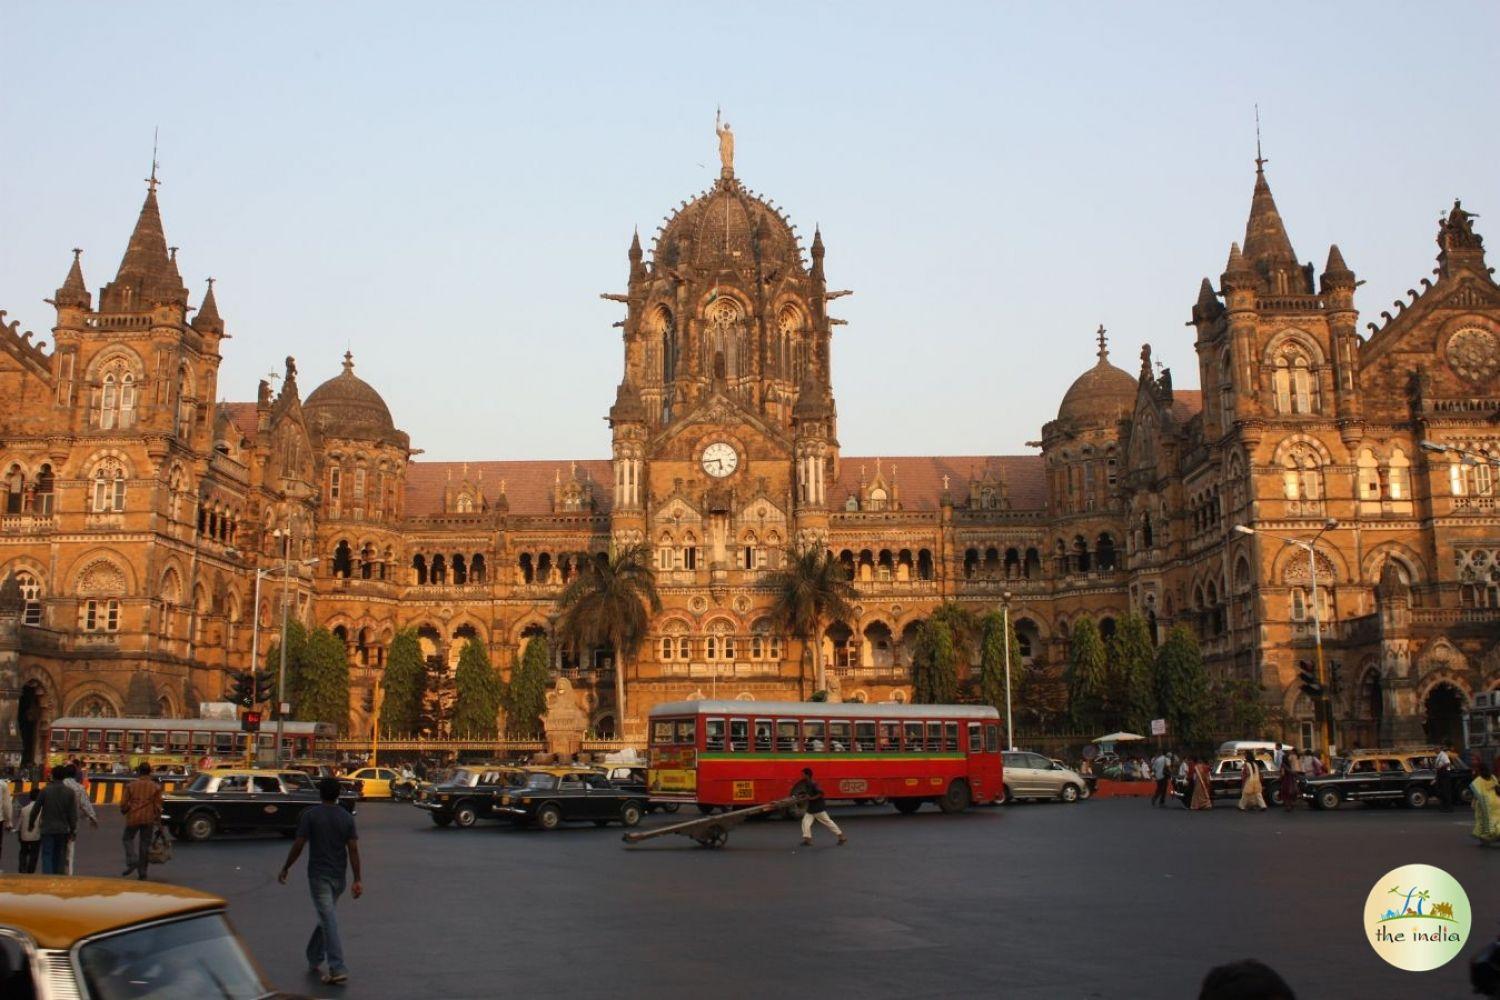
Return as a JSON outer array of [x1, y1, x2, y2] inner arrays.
[[878, 721, 900, 750], [944, 722, 959, 752], [674, 720, 696, 746], [169, 731, 189, 751], [652, 720, 673, 746], [804, 721, 826, 752], [50, 729, 67, 752], [214, 732, 233, 753], [828, 721, 851, 752], [754, 719, 773, 751], [191, 732, 211, 751], [903, 722, 923, 751], [705, 719, 726, 751], [105, 731, 123, 753], [854, 721, 876, 752], [729, 719, 749, 751], [985, 724, 1000, 753], [967, 723, 982, 753], [925, 722, 944, 752], [127, 730, 146, 751], [149, 731, 167, 751], [776, 720, 799, 752]]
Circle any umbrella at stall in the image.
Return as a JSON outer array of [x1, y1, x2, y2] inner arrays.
[[1093, 732, 1146, 744]]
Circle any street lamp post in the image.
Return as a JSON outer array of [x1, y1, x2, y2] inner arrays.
[[275, 526, 295, 765], [1236, 518, 1338, 765], [1001, 591, 1015, 751]]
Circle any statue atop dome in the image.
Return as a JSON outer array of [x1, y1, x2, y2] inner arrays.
[[715, 107, 734, 177]]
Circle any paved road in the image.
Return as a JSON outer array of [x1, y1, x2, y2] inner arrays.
[[65, 794, 1494, 998]]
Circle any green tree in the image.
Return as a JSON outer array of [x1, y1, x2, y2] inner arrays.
[[1065, 618, 1109, 731], [1109, 612, 1157, 733], [911, 619, 959, 704], [977, 611, 1023, 718], [505, 636, 551, 738], [285, 626, 350, 733], [379, 628, 426, 736], [1213, 675, 1269, 736], [556, 543, 661, 731], [766, 546, 857, 697], [1155, 625, 1212, 746], [451, 637, 503, 738]]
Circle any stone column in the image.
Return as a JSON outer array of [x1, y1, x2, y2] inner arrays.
[[0, 574, 22, 758]]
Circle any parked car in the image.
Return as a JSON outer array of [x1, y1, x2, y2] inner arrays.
[[163, 768, 358, 842], [498, 768, 650, 830], [594, 765, 681, 813], [1174, 755, 1285, 806], [416, 766, 526, 827], [344, 766, 405, 800], [1000, 751, 1089, 803], [289, 761, 364, 800], [0, 876, 305, 999], [1304, 750, 1471, 810]]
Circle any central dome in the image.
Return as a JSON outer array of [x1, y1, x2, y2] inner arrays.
[[1056, 335, 1137, 426], [653, 177, 804, 273], [304, 352, 405, 446]]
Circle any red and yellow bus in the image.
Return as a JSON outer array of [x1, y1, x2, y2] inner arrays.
[[647, 700, 1004, 813], [48, 716, 335, 769]]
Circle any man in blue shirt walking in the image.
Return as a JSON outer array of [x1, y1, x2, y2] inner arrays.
[[278, 778, 363, 986]]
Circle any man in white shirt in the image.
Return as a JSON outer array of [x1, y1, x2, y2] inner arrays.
[[1150, 751, 1172, 808], [1435, 746, 1454, 812], [63, 764, 99, 874]]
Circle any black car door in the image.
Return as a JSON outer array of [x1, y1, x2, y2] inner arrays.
[[250, 775, 290, 829], [557, 773, 588, 819], [1346, 759, 1378, 799], [584, 773, 620, 819], [214, 774, 251, 827]]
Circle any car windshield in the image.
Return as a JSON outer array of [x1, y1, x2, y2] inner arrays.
[[524, 773, 559, 790], [187, 774, 214, 792], [281, 772, 314, 790], [449, 769, 477, 786], [78, 912, 269, 999]]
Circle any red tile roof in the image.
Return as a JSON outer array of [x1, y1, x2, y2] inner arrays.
[[1171, 390, 1204, 422], [218, 402, 259, 440], [835, 455, 1047, 511], [405, 460, 613, 517]]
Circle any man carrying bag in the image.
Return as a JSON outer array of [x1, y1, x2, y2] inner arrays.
[[119, 763, 164, 880]]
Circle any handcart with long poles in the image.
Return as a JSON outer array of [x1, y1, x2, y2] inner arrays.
[[621, 796, 801, 849]]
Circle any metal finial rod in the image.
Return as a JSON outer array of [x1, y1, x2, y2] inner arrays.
[[1096, 324, 1108, 360], [1254, 105, 1267, 173], [147, 126, 161, 191]]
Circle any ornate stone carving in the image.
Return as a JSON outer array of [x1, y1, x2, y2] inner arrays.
[[1446, 326, 1500, 383]]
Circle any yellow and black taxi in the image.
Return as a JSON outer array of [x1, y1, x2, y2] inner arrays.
[[1303, 748, 1470, 810], [415, 766, 526, 828], [163, 768, 358, 842], [498, 767, 650, 831], [0, 875, 305, 998]]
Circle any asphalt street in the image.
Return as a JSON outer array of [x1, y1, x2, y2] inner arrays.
[[62, 794, 1497, 999]]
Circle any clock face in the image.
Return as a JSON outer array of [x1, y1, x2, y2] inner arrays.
[[701, 442, 739, 478]]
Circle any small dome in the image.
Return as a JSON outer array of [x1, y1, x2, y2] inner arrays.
[[1057, 333, 1137, 426], [304, 352, 404, 446]]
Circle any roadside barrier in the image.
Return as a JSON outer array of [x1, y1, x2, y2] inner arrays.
[[8, 775, 188, 803]]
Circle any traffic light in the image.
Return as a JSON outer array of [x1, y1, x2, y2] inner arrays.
[[1329, 661, 1343, 697], [1297, 660, 1323, 698], [228, 671, 254, 708], [254, 669, 276, 705], [241, 710, 262, 733]]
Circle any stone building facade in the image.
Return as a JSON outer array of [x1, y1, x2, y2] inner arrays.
[[1, 144, 1497, 757]]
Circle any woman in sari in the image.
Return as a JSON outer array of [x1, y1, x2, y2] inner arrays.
[[1470, 760, 1500, 845], [1238, 750, 1267, 811], [1279, 751, 1300, 812], [1189, 756, 1213, 810]]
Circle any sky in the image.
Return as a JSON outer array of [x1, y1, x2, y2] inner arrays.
[[2, 2, 1497, 462]]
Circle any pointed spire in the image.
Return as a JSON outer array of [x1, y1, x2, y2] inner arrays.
[[1095, 324, 1109, 364], [1225, 241, 1250, 274], [101, 180, 187, 311], [628, 228, 642, 259], [192, 277, 223, 332], [1320, 244, 1355, 293], [54, 248, 91, 309], [1197, 277, 1218, 307], [811, 226, 824, 258], [1192, 276, 1224, 324]]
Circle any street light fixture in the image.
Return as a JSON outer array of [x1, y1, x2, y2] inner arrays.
[[1234, 518, 1339, 764]]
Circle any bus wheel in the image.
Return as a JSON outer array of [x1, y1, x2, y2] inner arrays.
[[661, 802, 681, 814], [696, 803, 720, 815], [893, 798, 922, 814], [938, 780, 973, 814]]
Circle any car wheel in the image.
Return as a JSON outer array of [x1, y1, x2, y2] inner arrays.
[[938, 780, 973, 814], [1404, 787, 1429, 810], [893, 798, 922, 814], [1460, 785, 1475, 805], [1060, 783, 1080, 803], [1316, 788, 1341, 811], [696, 803, 720, 816], [431, 814, 453, 828], [620, 802, 643, 828], [185, 812, 217, 842], [537, 804, 563, 831], [453, 802, 479, 828], [1000, 783, 1014, 806]]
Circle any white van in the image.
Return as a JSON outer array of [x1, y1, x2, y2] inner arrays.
[[1216, 740, 1283, 758]]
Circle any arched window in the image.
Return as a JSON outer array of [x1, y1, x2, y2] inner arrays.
[[332, 541, 353, 579], [1281, 444, 1323, 501], [77, 560, 126, 633], [3, 464, 22, 514], [456, 494, 473, 513], [15, 571, 42, 626], [1273, 349, 1318, 415], [1357, 449, 1380, 500], [91, 460, 127, 513], [1388, 447, 1411, 500], [97, 361, 138, 430]]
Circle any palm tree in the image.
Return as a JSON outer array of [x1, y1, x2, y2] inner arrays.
[[766, 545, 857, 696], [555, 543, 661, 737]]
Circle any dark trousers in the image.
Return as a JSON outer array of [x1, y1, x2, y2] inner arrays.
[[1151, 777, 1169, 806], [123, 824, 153, 879], [17, 840, 38, 873], [1438, 769, 1453, 811], [39, 834, 68, 874]]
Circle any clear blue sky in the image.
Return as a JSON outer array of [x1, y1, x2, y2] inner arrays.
[[3, 2, 1496, 461]]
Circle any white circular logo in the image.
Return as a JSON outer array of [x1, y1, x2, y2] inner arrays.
[[1363, 864, 1471, 971]]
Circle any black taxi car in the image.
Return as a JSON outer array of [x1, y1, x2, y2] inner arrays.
[[416, 766, 526, 827], [1173, 755, 1286, 806], [1303, 750, 1471, 810], [163, 768, 359, 842], [498, 767, 650, 830]]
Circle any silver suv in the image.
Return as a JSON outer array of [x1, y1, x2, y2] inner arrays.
[[1001, 751, 1089, 804]]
